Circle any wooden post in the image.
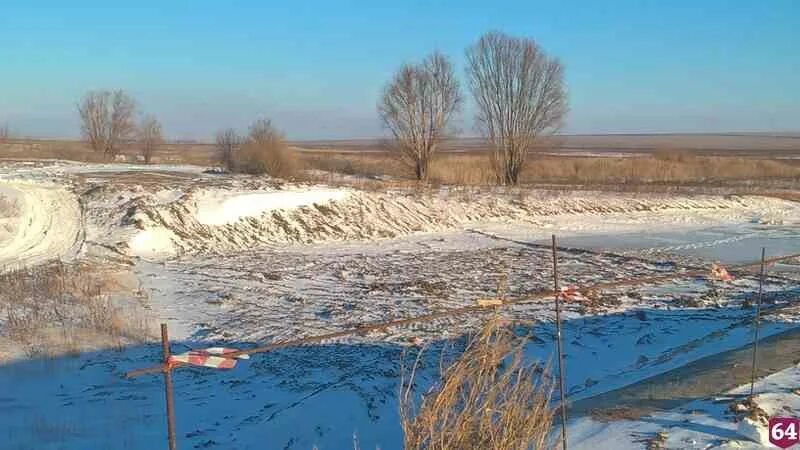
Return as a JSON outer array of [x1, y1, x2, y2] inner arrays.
[[161, 323, 177, 450], [551, 235, 568, 450], [749, 248, 766, 397]]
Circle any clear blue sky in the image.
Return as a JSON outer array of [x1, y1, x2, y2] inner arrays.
[[1, 0, 798, 140]]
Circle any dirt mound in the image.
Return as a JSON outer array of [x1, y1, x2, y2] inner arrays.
[[111, 187, 794, 258]]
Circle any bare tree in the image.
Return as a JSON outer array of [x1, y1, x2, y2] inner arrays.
[[0, 124, 9, 143], [77, 90, 137, 158], [466, 32, 567, 185], [138, 115, 163, 164], [379, 52, 462, 181], [215, 128, 241, 171]]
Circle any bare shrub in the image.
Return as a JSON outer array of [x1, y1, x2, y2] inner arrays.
[[379, 52, 462, 181], [77, 90, 137, 158], [400, 317, 554, 450], [235, 119, 298, 177], [216, 128, 242, 172], [0, 262, 152, 357], [467, 32, 568, 185], [138, 115, 163, 164]]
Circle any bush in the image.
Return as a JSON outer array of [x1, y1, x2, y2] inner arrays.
[[234, 119, 298, 178], [400, 317, 554, 450]]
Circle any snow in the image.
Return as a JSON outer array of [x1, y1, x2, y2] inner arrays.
[[192, 188, 350, 225], [0, 181, 82, 269], [736, 417, 770, 445], [569, 364, 800, 450], [129, 228, 178, 258], [0, 161, 799, 448]]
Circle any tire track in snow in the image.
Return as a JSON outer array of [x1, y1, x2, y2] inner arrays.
[[0, 181, 83, 269]]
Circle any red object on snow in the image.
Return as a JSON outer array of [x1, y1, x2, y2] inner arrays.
[[558, 286, 579, 300], [168, 347, 248, 370], [710, 263, 734, 282]]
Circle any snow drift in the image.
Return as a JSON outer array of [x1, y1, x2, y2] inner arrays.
[[0, 182, 82, 268]]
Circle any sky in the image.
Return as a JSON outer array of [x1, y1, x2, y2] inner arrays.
[[0, 0, 798, 140]]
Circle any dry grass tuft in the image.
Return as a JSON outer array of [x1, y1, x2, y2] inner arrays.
[[0, 261, 153, 358], [400, 317, 554, 450]]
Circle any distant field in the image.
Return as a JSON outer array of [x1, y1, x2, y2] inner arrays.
[[293, 133, 800, 157], [1, 134, 799, 188], [2, 133, 800, 163]]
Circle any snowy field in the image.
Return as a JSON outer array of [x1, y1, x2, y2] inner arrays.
[[0, 161, 798, 449]]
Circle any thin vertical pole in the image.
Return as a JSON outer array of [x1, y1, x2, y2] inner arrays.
[[749, 248, 766, 397], [161, 323, 177, 450], [551, 235, 568, 450]]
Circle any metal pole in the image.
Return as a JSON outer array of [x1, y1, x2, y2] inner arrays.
[[551, 235, 568, 450], [749, 247, 766, 397], [161, 323, 177, 450]]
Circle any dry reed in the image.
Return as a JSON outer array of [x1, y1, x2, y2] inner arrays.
[[0, 261, 152, 357], [400, 317, 554, 450]]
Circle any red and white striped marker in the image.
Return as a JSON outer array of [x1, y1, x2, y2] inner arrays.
[[168, 347, 249, 370]]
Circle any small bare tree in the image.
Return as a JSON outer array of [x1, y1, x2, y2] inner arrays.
[[138, 115, 163, 164], [379, 52, 462, 181], [466, 32, 567, 185], [77, 90, 137, 158], [215, 128, 241, 171]]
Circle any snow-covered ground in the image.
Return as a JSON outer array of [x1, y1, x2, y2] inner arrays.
[[570, 363, 800, 449], [0, 161, 798, 449], [0, 181, 82, 268]]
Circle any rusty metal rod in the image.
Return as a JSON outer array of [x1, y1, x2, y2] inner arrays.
[[552, 235, 568, 450], [749, 247, 767, 397], [161, 323, 177, 450]]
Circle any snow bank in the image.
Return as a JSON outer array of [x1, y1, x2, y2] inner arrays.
[[129, 228, 178, 258], [736, 417, 770, 445], [0, 181, 82, 268], [119, 190, 799, 258], [193, 188, 349, 225]]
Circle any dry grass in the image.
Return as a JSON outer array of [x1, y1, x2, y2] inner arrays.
[[0, 261, 153, 358], [400, 317, 554, 450], [3, 137, 798, 187], [302, 150, 800, 187], [0, 194, 18, 218]]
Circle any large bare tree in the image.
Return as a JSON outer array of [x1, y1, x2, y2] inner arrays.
[[215, 128, 241, 171], [466, 32, 567, 185], [138, 115, 163, 164], [379, 52, 462, 181], [77, 90, 137, 158]]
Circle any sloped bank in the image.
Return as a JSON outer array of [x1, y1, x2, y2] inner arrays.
[[113, 186, 799, 258]]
